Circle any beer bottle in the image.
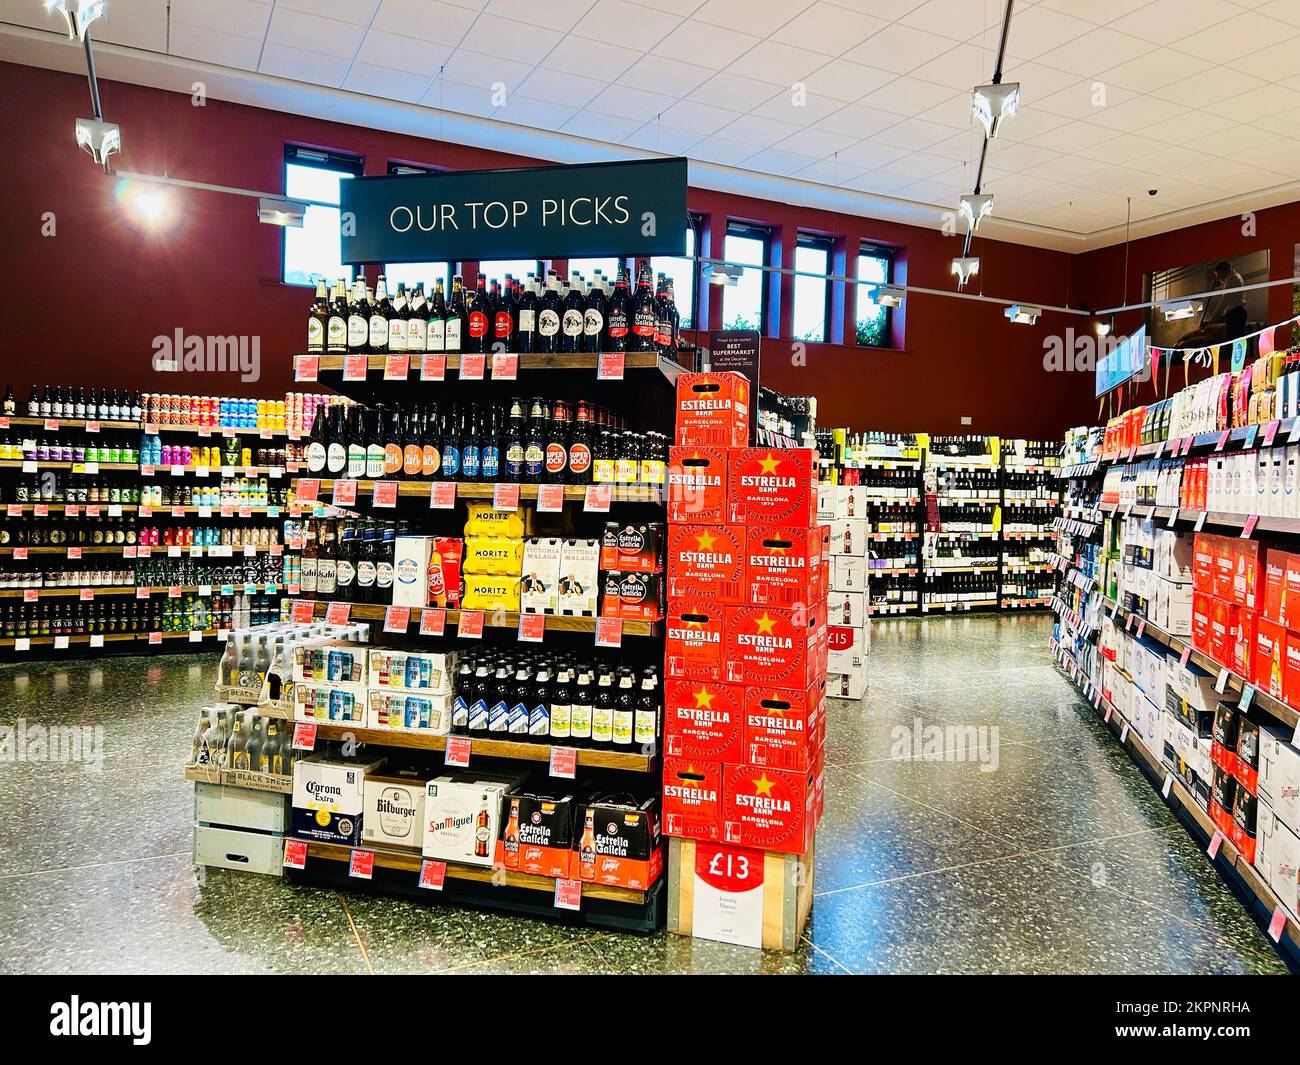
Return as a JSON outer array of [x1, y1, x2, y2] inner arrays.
[[654, 273, 671, 353], [365, 408, 386, 480], [592, 426, 616, 484], [488, 664, 511, 734], [369, 276, 392, 354], [308, 278, 329, 354], [508, 664, 532, 736], [468, 663, 491, 736], [474, 794, 491, 859], [591, 669, 615, 748], [382, 406, 404, 478], [516, 274, 538, 354], [305, 403, 329, 475], [584, 270, 608, 352], [615, 430, 639, 485], [550, 666, 572, 743], [606, 264, 631, 352], [567, 400, 594, 484], [326, 278, 348, 353], [467, 275, 491, 353], [560, 272, 585, 353], [613, 669, 635, 748], [355, 522, 377, 604], [665, 277, 680, 350], [481, 406, 501, 481], [641, 431, 666, 487], [407, 282, 427, 353], [345, 405, 366, 481], [421, 404, 442, 479], [316, 522, 337, 597], [326, 405, 347, 477], [536, 272, 562, 353], [530, 665, 551, 740], [545, 399, 570, 484], [335, 522, 356, 601], [388, 281, 409, 353], [402, 407, 423, 479], [440, 403, 462, 480], [493, 278, 515, 352], [462, 406, 482, 482], [427, 279, 447, 353], [265, 719, 284, 775], [445, 276, 466, 354], [503, 796, 521, 870], [504, 397, 526, 482], [635, 667, 659, 749], [523, 397, 546, 483], [375, 524, 396, 602], [347, 278, 370, 353], [570, 669, 593, 748], [578, 807, 596, 880], [228, 711, 249, 771], [630, 260, 656, 352]]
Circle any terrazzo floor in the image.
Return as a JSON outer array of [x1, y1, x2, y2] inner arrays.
[[0, 614, 1291, 974]]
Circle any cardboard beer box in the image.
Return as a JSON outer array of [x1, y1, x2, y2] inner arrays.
[[505, 791, 575, 880], [664, 678, 745, 763], [743, 682, 824, 772], [721, 763, 818, 855], [293, 680, 366, 725], [362, 770, 429, 851], [828, 590, 867, 629], [573, 794, 664, 891], [668, 446, 728, 524], [367, 648, 456, 694], [600, 569, 666, 622], [667, 523, 745, 604], [724, 602, 824, 689], [744, 525, 826, 608], [393, 535, 434, 607], [675, 371, 751, 448], [366, 689, 454, 735], [293, 642, 367, 686], [1237, 716, 1261, 795], [291, 753, 386, 846], [827, 518, 869, 558], [1232, 784, 1258, 865], [662, 757, 724, 842], [556, 538, 600, 616], [1258, 724, 1300, 836], [827, 624, 868, 674], [1255, 803, 1300, 917], [428, 536, 463, 608], [1255, 615, 1286, 699], [827, 670, 866, 700], [830, 554, 867, 593], [727, 448, 818, 527], [464, 535, 524, 576], [666, 606, 736, 682], [422, 771, 525, 868], [600, 521, 664, 574], [464, 501, 531, 539], [460, 573, 521, 613], [520, 536, 562, 614]]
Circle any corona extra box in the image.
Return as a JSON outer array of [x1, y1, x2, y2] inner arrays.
[[573, 794, 663, 890], [744, 525, 826, 608], [722, 763, 818, 855], [667, 523, 745, 603], [668, 446, 728, 524], [667, 836, 814, 952], [662, 756, 723, 841], [291, 753, 386, 847], [675, 371, 751, 447], [664, 678, 744, 763], [726, 448, 818, 527], [666, 606, 736, 682], [724, 603, 824, 689], [742, 682, 824, 772]]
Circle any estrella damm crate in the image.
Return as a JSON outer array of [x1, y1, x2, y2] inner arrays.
[[666, 606, 739, 682], [675, 371, 750, 448], [668, 446, 728, 523], [664, 677, 744, 763], [743, 680, 825, 772], [726, 447, 818, 527], [662, 756, 723, 841], [722, 763, 817, 855], [723, 602, 825, 688], [744, 524, 827, 608], [667, 523, 745, 604]]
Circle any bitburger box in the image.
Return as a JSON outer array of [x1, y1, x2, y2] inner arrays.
[[666, 606, 737, 682], [744, 525, 826, 607], [724, 602, 825, 689], [721, 763, 817, 855], [743, 682, 824, 772], [727, 448, 818, 527], [664, 678, 744, 763], [675, 371, 751, 448], [668, 446, 728, 523], [506, 790, 575, 880], [1255, 615, 1286, 699], [667, 523, 745, 604], [574, 793, 664, 890], [291, 753, 386, 847], [362, 769, 429, 851], [662, 756, 724, 841]]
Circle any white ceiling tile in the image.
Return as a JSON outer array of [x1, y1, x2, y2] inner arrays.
[[1240, 140, 1300, 178], [637, 0, 703, 12], [1177, 11, 1300, 62], [874, 150, 954, 180], [690, 137, 764, 165], [1231, 37, 1300, 80], [859, 76, 964, 117], [726, 40, 828, 86], [794, 157, 867, 186], [994, 107, 1070, 144], [487, 0, 593, 32], [266, 7, 364, 59], [689, 72, 784, 112], [439, 49, 534, 92], [619, 55, 715, 98], [772, 126, 857, 158], [801, 59, 896, 103], [824, 0, 930, 22], [870, 117, 958, 151], [1036, 0, 1154, 24], [1180, 123, 1277, 158], [694, 0, 815, 38], [907, 43, 995, 92], [1088, 95, 1188, 133], [738, 147, 821, 177], [516, 67, 608, 108], [170, 0, 271, 38], [356, 29, 452, 77], [912, 92, 976, 129], [371, 0, 479, 45], [1034, 81, 1137, 121], [654, 21, 762, 70], [1097, 49, 1211, 94], [277, 0, 379, 24], [168, 22, 264, 69], [1027, 120, 1118, 153], [999, 60, 1082, 100], [93, 1, 168, 50], [778, 3, 889, 56], [460, 14, 561, 63], [1254, 105, 1300, 134], [893, 177, 963, 207], [1111, 0, 1243, 46], [259, 42, 349, 86], [813, 104, 907, 140], [543, 37, 641, 82], [1204, 84, 1300, 122], [1034, 28, 1153, 78], [1022, 154, 1108, 183], [343, 62, 430, 103], [843, 169, 916, 196], [1149, 68, 1265, 110], [1258, 0, 1300, 28], [900, 0, 1001, 41], [924, 129, 981, 161], [493, 96, 580, 131], [984, 141, 1060, 173], [561, 110, 644, 142], [843, 22, 959, 74], [420, 78, 498, 118], [1191, 160, 1292, 194], [622, 123, 703, 154], [999, 4, 1096, 61], [1122, 145, 1206, 174], [575, 0, 683, 49], [588, 83, 681, 120], [716, 113, 805, 148], [1073, 132, 1163, 163], [658, 99, 745, 136], [749, 91, 847, 125]]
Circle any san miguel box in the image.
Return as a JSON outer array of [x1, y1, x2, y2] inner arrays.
[[727, 448, 818, 527], [662, 757, 724, 841], [743, 682, 824, 772], [675, 371, 751, 447], [668, 523, 745, 604], [664, 678, 744, 763], [668, 447, 728, 524], [724, 603, 825, 688], [745, 525, 827, 608], [667, 606, 740, 683], [721, 763, 817, 855]]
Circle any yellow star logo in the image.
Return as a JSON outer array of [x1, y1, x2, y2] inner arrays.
[[757, 453, 782, 475], [752, 773, 776, 797], [695, 529, 717, 551], [754, 612, 778, 636], [762, 696, 787, 717], [693, 686, 716, 709]]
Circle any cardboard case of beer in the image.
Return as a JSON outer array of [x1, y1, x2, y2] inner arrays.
[[744, 524, 827, 607], [574, 794, 664, 891], [743, 681, 825, 772], [362, 770, 429, 850], [600, 569, 666, 622], [727, 448, 818, 527], [293, 680, 366, 725], [724, 602, 826, 689], [422, 771, 524, 868], [557, 538, 600, 616], [666, 606, 737, 683], [291, 753, 386, 846], [505, 791, 575, 880], [292, 642, 368, 686], [366, 689, 454, 735], [675, 371, 751, 448], [668, 446, 728, 524], [668, 523, 745, 604], [827, 590, 867, 628], [520, 536, 562, 614], [600, 521, 665, 574], [722, 763, 818, 855], [662, 756, 724, 841], [827, 518, 869, 557], [367, 648, 456, 694], [393, 535, 435, 607], [827, 624, 868, 674], [664, 677, 744, 763]]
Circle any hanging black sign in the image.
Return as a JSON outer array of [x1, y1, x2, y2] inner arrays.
[[338, 157, 688, 265]]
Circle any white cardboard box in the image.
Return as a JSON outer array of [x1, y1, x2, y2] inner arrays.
[[827, 590, 866, 628], [827, 670, 866, 699], [422, 776, 513, 867], [291, 754, 385, 846], [1259, 724, 1300, 837], [393, 535, 433, 607], [827, 624, 868, 674], [362, 772, 428, 850], [1255, 802, 1300, 916], [521, 537, 562, 614], [830, 554, 867, 592], [828, 518, 869, 557]]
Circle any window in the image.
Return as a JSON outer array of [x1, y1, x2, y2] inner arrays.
[[383, 162, 450, 297], [479, 259, 543, 288], [856, 244, 895, 347], [651, 218, 699, 329], [793, 234, 832, 342], [722, 222, 770, 333], [566, 257, 623, 284], [282, 146, 363, 287]]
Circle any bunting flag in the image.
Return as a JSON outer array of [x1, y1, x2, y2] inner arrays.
[[1260, 325, 1276, 356], [1231, 338, 1247, 372], [1213, 345, 1221, 377], [1150, 346, 1161, 395], [1164, 348, 1172, 396]]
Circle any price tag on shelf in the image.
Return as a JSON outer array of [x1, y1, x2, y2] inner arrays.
[[536, 483, 565, 512], [1215, 431, 1230, 452], [1207, 829, 1225, 860], [12, 546, 27, 560], [459, 353, 486, 380], [79, 588, 94, 601], [1269, 906, 1287, 943], [34, 503, 49, 517], [583, 484, 612, 513], [170, 464, 185, 477], [283, 839, 308, 870], [383, 354, 410, 381], [493, 483, 520, 511], [1290, 421, 1300, 445], [198, 584, 213, 597], [1125, 613, 1134, 632], [1136, 619, 1146, 639], [219, 504, 234, 519], [1241, 514, 1259, 539], [518, 613, 545, 643], [349, 849, 375, 880], [420, 353, 447, 382], [294, 355, 319, 382], [22, 589, 38, 603], [419, 607, 447, 637], [343, 354, 369, 381], [1240, 685, 1255, 711], [1166, 509, 1179, 528], [384, 605, 411, 634], [1264, 421, 1280, 447], [292, 722, 317, 751], [597, 352, 625, 380], [325, 601, 351, 625], [1195, 512, 1208, 532], [174, 506, 189, 519], [13, 637, 29, 652], [43, 418, 59, 431], [198, 506, 213, 519], [458, 609, 485, 639], [148, 631, 163, 645], [595, 617, 623, 648], [372, 480, 398, 508], [549, 746, 577, 779], [445, 735, 471, 768], [1215, 667, 1230, 694], [189, 630, 204, 643], [1119, 722, 1129, 744], [1179, 644, 1192, 668], [5, 504, 19, 518], [491, 351, 518, 380], [1243, 424, 1259, 450], [88, 634, 104, 649], [168, 545, 182, 558], [22, 460, 36, 474], [1161, 774, 1173, 799], [291, 599, 315, 624], [429, 481, 456, 509], [419, 859, 447, 891], [1104, 704, 1113, 723], [53, 635, 69, 650], [168, 585, 183, 599], [553, 878, 582, 911]]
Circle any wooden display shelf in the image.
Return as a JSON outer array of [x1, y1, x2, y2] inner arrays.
[[1, 504, 137, 515], [0, 460, 138, 472], [0, 585, 136, 599], [138, 504, 283, 516], [0, 629, 218, 650], [300, 479, 663, 504], [0, 545, 133, 556], [310, 720, 656, 772], [291, 597, 657, 636], [309, 351, 684, 383], [145, 421, 294, 439], [0, 416, 141, 432], [303, 839, 650, 904]]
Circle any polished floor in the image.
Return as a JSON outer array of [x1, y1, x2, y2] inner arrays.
[[0, 614, 1290, 974]]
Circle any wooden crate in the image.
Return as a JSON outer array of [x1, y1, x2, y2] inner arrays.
[[666, 835, 814, 952]]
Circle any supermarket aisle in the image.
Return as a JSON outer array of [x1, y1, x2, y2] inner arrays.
[[0, 618, 1290, 975]]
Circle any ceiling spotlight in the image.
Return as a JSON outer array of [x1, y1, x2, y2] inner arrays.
[[258, 196, 307, 228], [44, 0, 105, 41], [1162, 300, 1201, 321], [116, 179, 174, 229], [972, 81, 1019, 139], [870, 284, 906, 308], [75, 116, 120, 170], [1004, 304, 1041, 325], [951, 256, 980, 289], [1095, 317, 1113, 337], [705, 262, 742, 287], [958, 193, 994, 232]]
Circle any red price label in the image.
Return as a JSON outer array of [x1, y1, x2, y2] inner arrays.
[[66, 505, 80, 517], [1207, 829, 1225, 860], [429, 481, 456, 509], [325, 601, 351, 625], [420, 607, 447, 637], [384, 354, 410, 380], [44, 418, 59, 431], [1241, 514, 1259, 539], [295, 355, 319, 382], [384, 605, 411, 633], [66, 546, 81, 560], [283, 839, 308, 870], [549, 746, 577, 779], [494, 483, 520, 510], [536, 483, 565, 512], [419, 859, 447, 890], [518, 613, 545, 642], [1269, 905, 1287, 943], [595, 617, 623, 648], [333, 479, 358, 506], [597, 351, 625, 380], [1104, 704, 1113, 723], [491, 352, 519, 380], [584, 484, 612, 512], [343, 354, 369, 381], [33, 504, 48, 517], [372, 480, 398, 508], [1179, 644, 1192, 667], [12, 547, 27, 560], [79, 588, 94, 601], [553, 878, 582, 910], [23, 589, 39, 603], [1264, 420, 1280, 447], [459, 353, 486, 380], [292, 722, 317, 751], [458, 609, 485, 639], [5, 504, 20, 517], [1215, 430, 1230, 452], [349, 849, 375, 880], [420, 354, 447, 381], [148, 631, 163, 645], [445, 735, 471, 767], [168, 585, 183, 599], [296, 478, 321, 502], [292, 599, 315, 624]]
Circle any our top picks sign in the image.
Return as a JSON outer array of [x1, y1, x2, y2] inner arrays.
[[339, 157, 688, 265]]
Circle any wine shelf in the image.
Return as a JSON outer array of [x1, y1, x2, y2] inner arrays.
[[299, 479, 663, 504], [291, 597, 657, 636]]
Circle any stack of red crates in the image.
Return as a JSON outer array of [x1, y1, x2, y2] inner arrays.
[[661, 370, 829, 857]]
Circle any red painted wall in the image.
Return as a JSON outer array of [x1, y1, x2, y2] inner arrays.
[[5, 59, 1253, 440]]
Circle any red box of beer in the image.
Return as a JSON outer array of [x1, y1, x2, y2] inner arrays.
[[1234, 539, 1264, 611], [1193, 535, 1215, 596], [1255, 615, 1286, 698], [1191, 591, 1212, 655], [727, 448, 818, 527], [1284, 552, 1300, 633], [721, 763, 817, 855], [574, 795, 664, 890], [662, 757, 724, 841], [1230, 607, 1256, 680], [1212, 536, 1235, 602], [724, 602, 824, 688], [744, 524, 827, 608], [667, 523, 745, 604], [675, 371, 751, 448], [664, 678, 744, 763], [742, 680, 824, 772], [666, 606, 739, 682], [1208, 597, 1233, 664], [668, 446, 728, 524]]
